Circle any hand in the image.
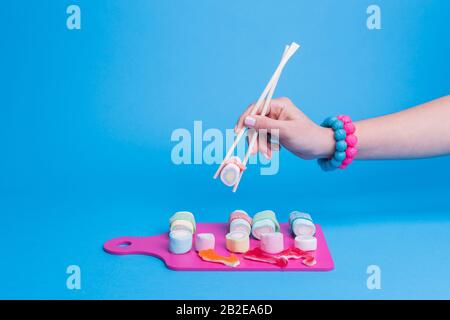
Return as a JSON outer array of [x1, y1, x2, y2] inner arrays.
[[234, 97, 334, 160]]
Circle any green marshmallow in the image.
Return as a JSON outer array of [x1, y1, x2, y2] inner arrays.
[[169, 211, 196, 232], [252, 210, 280, 232]]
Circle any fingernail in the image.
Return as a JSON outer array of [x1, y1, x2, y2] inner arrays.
[[244, 116, 256, 127]]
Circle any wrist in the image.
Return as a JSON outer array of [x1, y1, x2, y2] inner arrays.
[[312, 126, 335, 159]]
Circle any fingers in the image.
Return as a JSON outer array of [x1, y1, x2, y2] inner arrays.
[[246, 129, 258, 155], [256, 129, 269, 159], [246, 129, 281, 159], [235, 98, 288, 133], [243, 115, 287, 132], [235, 103, 256, 133]]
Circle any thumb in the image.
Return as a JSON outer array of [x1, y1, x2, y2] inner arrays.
[[244, 115, 284, 131]]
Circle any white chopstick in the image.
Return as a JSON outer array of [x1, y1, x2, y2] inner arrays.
[[213, 45, 291, 180], [215, 42, 300, 192], [232, 43, 299, 192]]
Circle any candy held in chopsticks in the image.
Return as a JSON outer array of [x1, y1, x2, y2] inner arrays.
[[251, 210, 280, 239], [213, 42, 300, 192], [198, 249, 240, 268], [225, 231, 250, 253], [220, 157, 246, 187], [195, 233, 215, 251], [260, 232, 284, 254], [169, 230, 193, 254], [289, 211, 315, 237]]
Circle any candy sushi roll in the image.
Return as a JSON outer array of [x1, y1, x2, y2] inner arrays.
[[289, 211, 315, 237], [169, 211, 196, 233], [251, 210, 280, 240], [229, 210, 252, 235]]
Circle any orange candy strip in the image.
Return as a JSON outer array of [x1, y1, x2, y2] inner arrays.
[[198, 249, 240, 268]]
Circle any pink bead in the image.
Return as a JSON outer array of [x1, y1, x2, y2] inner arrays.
[[344, 122, 355, 134], [342, 158, 353, 166], [346, 147, 358, 158], [339, 164, 348, 169], [340, 115, 352, 123], [337, 115, 344, 121], [345, 134, 358, 147]]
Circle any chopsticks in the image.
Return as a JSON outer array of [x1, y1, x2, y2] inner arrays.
[[214, 42, 300, 192]]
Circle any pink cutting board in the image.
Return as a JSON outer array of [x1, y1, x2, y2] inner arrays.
[[103, 223, 334, 271]]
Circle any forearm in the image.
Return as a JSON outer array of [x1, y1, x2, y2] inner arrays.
[[314, 95, 450, 160], [355, 95, 450, 159]]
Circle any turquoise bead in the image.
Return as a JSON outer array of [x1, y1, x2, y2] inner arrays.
[[317, 158, 327, 171], [321, 117, 331, 127], [334, 129, 347, 141], [331, 119, 344, 130], [322, 116, 338, 127], [330, 158, 342, 168], [318, 158, 335, 171], [334, 151, 346, 161], [328, 116, 339, 127], [336, 140, 347, 152]]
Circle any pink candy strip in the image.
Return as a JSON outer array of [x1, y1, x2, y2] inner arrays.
[[243, 247, 316, 268]]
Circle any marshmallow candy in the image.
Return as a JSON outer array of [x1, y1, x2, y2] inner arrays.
[[251, 219, 276, 240], [294, 235, 317, 251], [260, 232, 284, 254], [251, 210, 280, 240], [228, 209, 252, 225], [169, 211, 196, 232], [226, 231, 250, 253], [289, 211, 315, 237], [170, 219, 194, 234], [230, 219, 251, 235], [229, 210, 252, 235], [220, 157, 245, 187], [169, 230, 193, 254], [195, 233, 215, 251]]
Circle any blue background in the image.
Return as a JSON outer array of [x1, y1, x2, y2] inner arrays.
[[1, 0, 449, 299]]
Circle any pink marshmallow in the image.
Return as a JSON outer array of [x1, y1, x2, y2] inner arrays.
[[260, 232, 284, 254]]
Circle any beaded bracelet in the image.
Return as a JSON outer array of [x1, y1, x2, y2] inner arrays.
[[318, 115, 358, 171]]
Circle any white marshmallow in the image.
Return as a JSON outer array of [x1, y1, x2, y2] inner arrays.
[[294, 235, 317, 251]]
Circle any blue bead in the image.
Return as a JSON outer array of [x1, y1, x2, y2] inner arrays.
[[330, 158, 342, 168], [336, 140, 348, 152], [317, 158, 328, 171], [321, 117, 332, 127], [331, 119, 344, 130], [334, 151, 346, 161], [321, 116, 338, 128], [328, 117, 339, 127], [334, 129, 347, 141]]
